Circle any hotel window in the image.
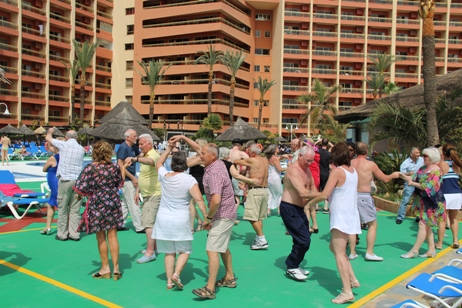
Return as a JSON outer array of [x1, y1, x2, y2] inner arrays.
[[264, 66, 270, 72], [125, 43, 134, 50], [125, 96, 133, 103], [125, 78, 133, 88], [126, 61, 133, 70], [255, 14, 271, 20], [254, 82, 259, 89], [255, 49, 270, 55], [253, 100, 259, 106], [253, 118, 258, 123], [263, 118, 269, 123], [265, 31, 271, 38], [255, 30, 261, 37], [127, 25, 134, 35], [254, 65, 260, 72], [126, 7, 135, 15]]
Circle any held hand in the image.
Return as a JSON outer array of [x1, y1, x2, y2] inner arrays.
[[250, 178, 262, 186], [392, 171, 401, 179], [124, 157, 132, 165], [48, 127, 54, 134], [168, 135, 183, 144], [167, 140, 176, 148], [202, 221, 212, 230], [400, 173, 411, 182]]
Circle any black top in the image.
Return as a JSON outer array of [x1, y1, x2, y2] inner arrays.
[[222, 159, 233, 180], [189, 164, 205, 194], [318, 148, 330, 175]]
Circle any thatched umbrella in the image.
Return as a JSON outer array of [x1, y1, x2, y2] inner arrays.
[[90, 109, 160, 142], [215, 117, 267, 141], [34, 126, 47, 135], [0, 124, 22, 135], [275, 136, 287, 143], [77, 126, 93, 136], [18, 124, 35, 136], [335, 68, 462, 123], [51, 127, 65, 137], [98, 100, 148, 125]]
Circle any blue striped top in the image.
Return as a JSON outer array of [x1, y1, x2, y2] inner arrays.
[[442, 160, 461, 194]]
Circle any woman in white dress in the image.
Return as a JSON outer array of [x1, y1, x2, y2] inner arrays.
[[307, 142, 361, 305], [153, 141, 207, 290], [263, 144, 286, 216]]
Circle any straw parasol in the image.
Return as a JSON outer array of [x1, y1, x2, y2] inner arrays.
[[275, 136, 287, 143], [51, 127, 65, 137], [90, 108, 160, 142], [34, 126, 47, 135], [18, 124, 35, 136], [215, 117, 267, 141], [98, 100, 148, 125], [77, 126, 93, 136], [0, 124, 22, 135]]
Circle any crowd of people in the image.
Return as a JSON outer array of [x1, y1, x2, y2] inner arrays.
[[34, 126, 462, 304]]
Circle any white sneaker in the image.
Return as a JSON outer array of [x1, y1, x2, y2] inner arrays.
[[286, 268, 308, 281], [251, 241, 269, 250], [348, 254, 358, 260], [365, 253, 383, 261], [298, 267, 310, 275]]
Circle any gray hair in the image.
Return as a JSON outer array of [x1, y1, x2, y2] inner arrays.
[[205, 143, 219, 158], [299, 146, 315, 157], [139, 134, 153, 144], [66, 130, 77, 139], [245, 140, 255, 149], [410, 147, 419, 154], [422, 147, 440, 163], [249, 144, 261, 155], [219, 147, 230, 160], [124, 129, 136, 138], [263, 144, 277, 158]]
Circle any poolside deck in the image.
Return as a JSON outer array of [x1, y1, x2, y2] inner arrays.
[[0, 162, 461, 308]]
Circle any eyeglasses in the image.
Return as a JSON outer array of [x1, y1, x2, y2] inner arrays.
[[422, 154, 429, 158]]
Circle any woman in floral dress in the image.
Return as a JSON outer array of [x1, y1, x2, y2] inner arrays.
[[74, 140, 130, 280], [400, 147, 446, 259]]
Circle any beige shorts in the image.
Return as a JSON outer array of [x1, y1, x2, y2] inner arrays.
[[243, 188, 269, 221], [141, 195, 161, 228], [206, 218, 234, 253]]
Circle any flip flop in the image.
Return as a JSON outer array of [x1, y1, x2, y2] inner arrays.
[[172, 273, 183, 290]]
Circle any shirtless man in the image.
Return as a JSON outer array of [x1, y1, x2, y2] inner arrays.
[[234, 144, 269, 250], [280, 146, 317, 281], [1, 134, 11, 166], [349, 142, 400, 261], [228, 138, 249, 206]]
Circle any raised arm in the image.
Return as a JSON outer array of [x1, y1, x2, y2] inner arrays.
[[372, 163, 400, 183], [156, 141, 175, 171], [169, 135, 202, 153]]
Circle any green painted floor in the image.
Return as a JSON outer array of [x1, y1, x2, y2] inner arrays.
[[0, 183, 454, 307]]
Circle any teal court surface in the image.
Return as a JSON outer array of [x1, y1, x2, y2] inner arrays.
[[1, 162, 461, 308]]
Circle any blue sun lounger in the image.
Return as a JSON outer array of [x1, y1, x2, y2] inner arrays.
[[406, 273, 462, 308], [390, 299, 428, 308], [0, 190, 49, 219]]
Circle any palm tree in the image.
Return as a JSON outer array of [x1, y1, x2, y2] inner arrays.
[[135, 60, 171, 129], [317, 107, 350, 143], [365, 74, 386, 99], [254, 77, 276, 130], [223, 50, 247, 126], [383, 82, 401, 96], [418, 0, 439, 146], [299, 79, 341, 132], [195, 45, 224, 116], [61, 60, 80, 126], [73, 39, 97, 127]]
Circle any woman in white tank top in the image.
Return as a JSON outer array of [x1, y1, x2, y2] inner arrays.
[[307, 143, 361, 305]]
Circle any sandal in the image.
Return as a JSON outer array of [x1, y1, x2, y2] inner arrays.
[[93, 272, 111, 279], [172, 273, 184, 290], [452, 243, 460, 249], [192, 286, 216, 299], [113, 272, 122, 281], [215, 276, 238, 288], [167, 283, 174, 290], [331, 292, 354, 304]]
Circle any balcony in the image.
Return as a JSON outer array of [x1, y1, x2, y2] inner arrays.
[[143, 17, 250, 35], [95, 100, 111, 107], [49, 94, 69, 102], [340, 33, 365, 40], [312, 50, 337, 57], [22, 26, 47, 41], [21, 3, 47, 20], [75, 20, 94, 32], [49, 54, 69, 63], [21, 92, 45, 99], [283, 67, 309, 74], [76, 2, 94, 13], [282, 85, 310, 92], [22, 48, 46, 60], [0, 19, 18, 31], [97, 10, 112, 20], [0, 88, 18, 97], [50, 33, 71, 45], [284, 29, 310, 36], [49, 74, 70, 83], [48, 115, 68, 123], [312, 31, 337, 39], [284, 11, 310, 18], [95, 64, 111, 72], [158, 78, 249, 89], [142, 38, 250, 53], [95, 82, 111, 89], [340, 15, 366, 22], [21, 69, 46, 79], [284, 48, 309, 55], [147, 98, 249, 108], [340, 52, 365, 59]]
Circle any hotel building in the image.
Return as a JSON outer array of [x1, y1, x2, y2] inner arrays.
[[0, 0, 114, 128], [2, 0, 462, 139]]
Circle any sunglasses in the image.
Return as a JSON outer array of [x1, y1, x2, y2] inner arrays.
[[422, 154, 429, 158]]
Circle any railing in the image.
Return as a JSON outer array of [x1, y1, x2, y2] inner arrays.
[[21, 92, 45, 99], [0, 0, 18, 5], [340, 52, 364, 58], [158, 78, 249, 89], [22, 48, 46, 58], [0, 42, 18, 52], [340, 33, 365, 39], [21, 69, 45, 78], [395, 55, 420, 61], [284, 29, 310, 36], [451, 2, 462, 8], [142, 98, 249, 108], [48, 116, 68, 122], [283, 85, 310, 92], [22, 3, 46, 14], [342, 88, 364, 94], [397, 0, 419, 5], [312, 50, 337, 57], [50, 12, 71, 23], [312, 31, 337, 38], [435, 38, 446, 44], [312, 68, 338, 75], [368, 17, 392, 23], [21, 26, 43, 36], [76, 2, 94, 13], [49, 94, 69, 102], [369, 0, 393, 4], [95, 82, 111, 89], [396, 18, 420, 25], [313, 13, 337, 20], [449, 21, 462, 27], [0, 88, 18, 96], [368, 34, 391, 41], [396, 36, 419, 42], [76, 20, 94, 31], [144, 0, 250, 17], [0, 19, 18, 30], [447, 57, 462, 63], [142, 38, 250, 53], [282, 104, 308, 110], [283, 67, 309, 74], [448, 39, 460, 44], [394, 72, 419, 78], [284, 48, 309, 55], [284, 11, 310, 18], [49, 34, 70, 44], [435, 1, 447, 7], [143, 17, 250, 35], [49, 54, 68, 62], [340, 15, 366, 22], [95, 100, 111, 107], [95, 64, 111, 72], [1, 66, 17, 74], [49, 74, 69, 82], [435, 57, 445, 62], [57, 0, 71, 4], [343, 0, 366, 2], [339, 70, 364, 76], [97, 10, 112, 19]]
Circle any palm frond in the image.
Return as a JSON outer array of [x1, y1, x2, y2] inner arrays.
[[223, 50, 247, 77]]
